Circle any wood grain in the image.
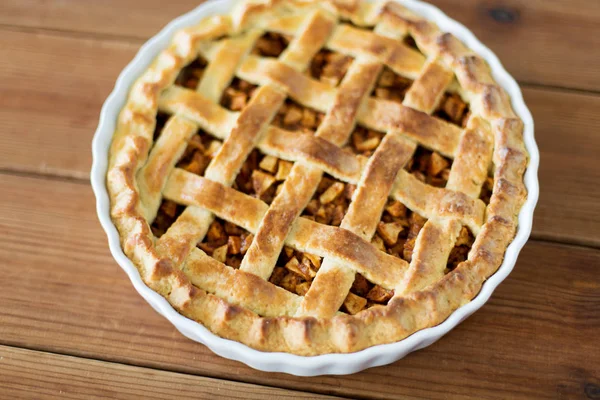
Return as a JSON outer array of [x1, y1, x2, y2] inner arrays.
[[530, 88, 600, 248], [0, 30, 138, 180], [0, 174, 598, 399], [1, 29, 599, 246], [1, 0, 599, 91], [0, 345, 340, 400]]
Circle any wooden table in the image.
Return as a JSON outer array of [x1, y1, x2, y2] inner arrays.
[[1, 0, 599, 398]]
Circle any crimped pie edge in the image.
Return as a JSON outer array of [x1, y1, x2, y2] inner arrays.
[[94, 0, 537, 366]]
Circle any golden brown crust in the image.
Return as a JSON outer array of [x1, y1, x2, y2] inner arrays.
[[107, 0, 528, 355]]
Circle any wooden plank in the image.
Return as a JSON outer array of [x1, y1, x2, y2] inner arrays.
[[529, 88, 600, 248], [0, 30, 138, 180], [0, 174, 598, 399], [435, 0, 600, 92], [0, 0, 599, 91], [1, 29, 599, 246], [0, 0, 195, 40], [0, 345, 340, 400]]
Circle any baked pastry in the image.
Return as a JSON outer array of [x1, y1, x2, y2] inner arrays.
[[107, 0, 528, 355]]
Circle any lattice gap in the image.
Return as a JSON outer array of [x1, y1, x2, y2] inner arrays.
[[346, 125, 385, 157], [301, 174, 355, 226], [151, 200, 185, 238], [433, 91, 471, 128], [309, 49, 353, 87], [374, 199, 427, 262], [220, 77, 258, 111], [405, 145, 453, 188], [198, 217, 254, 269], [272, 97, 324, 133], [372, 66, 414, 103], [177, 129, 223, 177], [344, 273, 395, 314], [402, 35, 419, 51], [339, 18, 375, 29], [251, 32, 291, 57], [479, 171, 494, 205], [174, 56, 208, 90], [233, 149, 291, 205], [447, 226, 474, 273], [153, 112, 171, 141], [269, 247, 322, 296]]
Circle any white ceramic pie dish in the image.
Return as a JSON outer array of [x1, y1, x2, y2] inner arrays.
[[91, 0, 539, 376]]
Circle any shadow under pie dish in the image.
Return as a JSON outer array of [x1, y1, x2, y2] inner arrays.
[[94, 0, 538, 372]]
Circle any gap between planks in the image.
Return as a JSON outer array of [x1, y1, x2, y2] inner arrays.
[[0, 23, 146, 46]]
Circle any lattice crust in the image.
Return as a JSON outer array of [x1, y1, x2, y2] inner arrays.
[[107, 0, 528, 355]]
